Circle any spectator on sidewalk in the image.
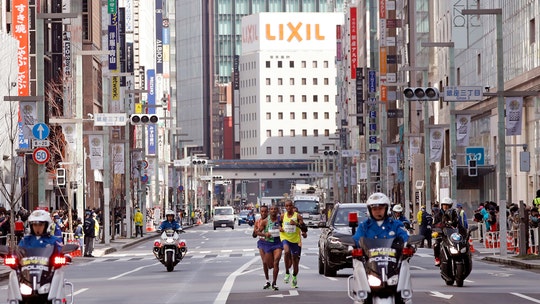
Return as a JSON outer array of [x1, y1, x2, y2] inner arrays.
[[83, 211, 96, 257], [74, 218, 84, 252], [134, 208, 144, 237]]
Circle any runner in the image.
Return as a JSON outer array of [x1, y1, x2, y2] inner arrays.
[[252, 205, 270, 289], [254, 204, 283, 291], [280, 199, 307, 288]]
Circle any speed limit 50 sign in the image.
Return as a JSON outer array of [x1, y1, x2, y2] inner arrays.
[[32, 147, 50, 165]]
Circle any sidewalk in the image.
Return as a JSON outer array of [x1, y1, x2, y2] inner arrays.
[[474, 238, 540, 269], [0, 224, 196, 280]]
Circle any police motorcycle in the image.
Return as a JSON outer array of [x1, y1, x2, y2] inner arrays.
[[432, 224, 477, 287], [153, 228, 188, 272], [347, 212, 424, 304], [0, 243, 79, 304]]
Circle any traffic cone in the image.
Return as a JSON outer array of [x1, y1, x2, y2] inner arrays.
[[146, 222, 155, 232], [468, 238, 475, 253]]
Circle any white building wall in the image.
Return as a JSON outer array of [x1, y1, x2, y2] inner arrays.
[[239, 12, 343, 160]]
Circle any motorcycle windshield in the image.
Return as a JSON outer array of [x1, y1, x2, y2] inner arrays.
[[443, 227, 464, 243], [359, 237, 403, 275], [19, 246, 55, 285], [162, 229, 179, 241]]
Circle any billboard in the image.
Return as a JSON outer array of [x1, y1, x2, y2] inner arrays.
[[241, 13, 344, 54]]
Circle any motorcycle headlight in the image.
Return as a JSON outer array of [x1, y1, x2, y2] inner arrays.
[[449, 247, 459, 254], [20, 283, 32, 295], [367, 274, 382, 287], [165, 238, 174, 244], [387, 274, 399, 286], [329, 236, 343, 246]]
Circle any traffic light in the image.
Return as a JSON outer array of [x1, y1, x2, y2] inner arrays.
[[192, 159, 207, 165], [468, 159, 478, 177], [213, 175, 223, 180], [323, 150, 339, 156], [130, 114, 159, 125], [56, 168, 66, 187], [402, 87, 440, 101], [299, 173, 310, 177]]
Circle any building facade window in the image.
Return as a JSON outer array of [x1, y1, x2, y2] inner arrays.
[[266, 147, 272, 154], [302, 78, 307, 85], [290, 95, 295, 102], [278, 61, 282, 68], [278, 146, 284, 154], [266, 78, 271, 85], [302, 112, 307, 119], [278, 112, 283, 119], [313, 112, 318, 119], [278, 129, 283, 137], [302, 95, 307, 102], [266, 95, 271, 102], [266, 61, 270, 68], [313, 78, 318, 85], [301, 61, 306, 68], [290, 112, 295, 119], [302, 146, 308, 154], [266, 112, 271, 119], [290, 146, 296, 154], [266, 130, 271, 137], [278, 78, 283, 85], [324, 112, 329, 119], [289, 61, 294, 68], [302, 129, 307, 136], [278, 95, 283, 102], [290, 78, 295, 85], [290, 129, 295, 137]]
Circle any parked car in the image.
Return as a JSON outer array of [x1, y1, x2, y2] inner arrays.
[[318, 203, 368, 277]]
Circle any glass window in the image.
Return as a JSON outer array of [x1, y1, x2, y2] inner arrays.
[[290, 78, 295, 85], [313, 78, 318, 85], [278, 95, 283, 102], [313, 95, 318, 102], [324, 61, 329, 68], [266, 95, 271, 102], [266, 78, 271, 85], [302, 112, 307, 119], [266, 147, 272, 154], [301, 61, 306, 68], [278, 112, 283, 119], [324, 95, 329, 102], [266, 61, 270, 68], [302, 146, 308, 154], [302, 78, 307, 85], [312, 61, 317, 68], [290, 112, 295, 119], [290, 146, 296, 154], [278, 129, 283, 137], [324, 78, 329, 85], [289, 61, 294, 68], [278, 78, 283, 85], [266, 130, 271, 137], [302, 95, 307, 102], [324, 112, 329, 119], [324, 129, 330, 136], [313, 112, 318, 119], [302, 129, 307, 136], [278, 61, 282, 68], [290, 129, 295, 137], [266, 112, 271, 119], [278, 146, 284, 154], [314, 129, 318, 137], [290, 95, 295, 102]]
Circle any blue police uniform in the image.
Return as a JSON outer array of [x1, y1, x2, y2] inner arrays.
[[158, 220, 182, 231], [18, 235, 62, 252], [353, 217, 409, 247]]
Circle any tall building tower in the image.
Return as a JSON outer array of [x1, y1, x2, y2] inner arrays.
[[174, 0, 345, 159]]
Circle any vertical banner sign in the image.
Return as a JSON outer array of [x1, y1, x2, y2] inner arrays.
[[108, 0, 117, 14], [386, 147, 398, 175], [336, 25, 342, 61], [429, 128, 444, 163], [147, 70, 156, 155], [125, 0, 134, 32], [409, 136, 422, 166], [233, 55, 240, 90], [118, 7, 126, 87], [89, 135, 104, 170], [456, 114, 471, 147], [108, 25, 117, 71], [112, 143, 125, 174], [356, 68, 364, 135], [13, 0, 29, 96], [19, 102, 36, 149], [63, 32, 71, 77], [505, 97, 523, 136], [349, 7, 357, 79], [155, 0, 163, 74]]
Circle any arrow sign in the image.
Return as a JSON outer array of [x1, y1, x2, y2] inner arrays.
[[32, 123, 50, 140], [267, 290, 299, 298], [429, 291, 453, 299]]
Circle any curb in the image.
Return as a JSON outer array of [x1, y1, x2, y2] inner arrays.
[[482, 256, 540, 269]]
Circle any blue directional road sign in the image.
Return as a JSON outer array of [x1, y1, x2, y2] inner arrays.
[[466, 146, 485, 166], [32, 123, 50, 140]]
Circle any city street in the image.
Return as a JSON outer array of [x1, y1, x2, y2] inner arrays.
[[2, 223, 540, 303]]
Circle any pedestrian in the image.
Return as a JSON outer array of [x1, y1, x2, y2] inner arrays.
[[255, 204, 283, 291], [530, 207, 540, 254], [533, 190, 540, 208], [134, 208, 144, 237], [280, 199, 307, 289], [456, 203, 468, 229], [83, 211, 96, 257], [252, 205, 271, 289], [418, 206, 433, 248], [74, 218, 84, 252]]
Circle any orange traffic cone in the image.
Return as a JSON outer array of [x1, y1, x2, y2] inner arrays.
[[469, 238, 475, 253]]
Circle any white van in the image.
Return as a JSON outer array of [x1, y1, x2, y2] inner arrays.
[[213, 206, 235, 230]]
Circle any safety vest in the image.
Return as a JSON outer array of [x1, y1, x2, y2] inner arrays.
[[534, 197, 540, 207]]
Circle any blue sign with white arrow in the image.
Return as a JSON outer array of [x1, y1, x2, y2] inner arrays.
[[32, 123, 50, 140]]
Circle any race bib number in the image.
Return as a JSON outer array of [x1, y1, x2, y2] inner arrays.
[[283, 223, 296, 233]]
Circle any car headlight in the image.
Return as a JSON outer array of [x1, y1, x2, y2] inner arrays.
[[20, 283, 32, 295], [367, 274, 382, 287], [450, 247, 459, 254], [387, 274, 399, 286], [329, 236, 343, 245]]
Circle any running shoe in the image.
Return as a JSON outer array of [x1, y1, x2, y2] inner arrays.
[[283, 273, 290, 284], [292, 275, 298, 288], [263, 282, 271, 290], [272, 283, 279, 291]]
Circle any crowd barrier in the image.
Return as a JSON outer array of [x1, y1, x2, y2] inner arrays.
[[483, 229, 539, 255]]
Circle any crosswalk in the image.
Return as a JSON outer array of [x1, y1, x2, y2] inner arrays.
[[84, 247, 320, 263]]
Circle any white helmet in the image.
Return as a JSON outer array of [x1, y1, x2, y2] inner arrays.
[[165, 210, 175, 217], [28, 209, 52, 235], [367, 192, 391, 219], [441, 197, 453, 207], [392, 204, 403, 213]]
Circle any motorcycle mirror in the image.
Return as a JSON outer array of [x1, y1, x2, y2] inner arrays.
[[61, 243, 79, 254]]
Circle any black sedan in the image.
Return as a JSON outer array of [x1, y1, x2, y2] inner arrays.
[[318, 203, 368, 277]]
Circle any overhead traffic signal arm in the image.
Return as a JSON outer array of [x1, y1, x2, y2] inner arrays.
[[130, 114, 159, 125]]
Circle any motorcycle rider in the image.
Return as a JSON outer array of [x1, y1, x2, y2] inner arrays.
[[353, 193, 409, 246], [432, 197, 467, 266], [158, 210, 182, 231], [18, 209, 63, 254], [392, 204, 411, 231]]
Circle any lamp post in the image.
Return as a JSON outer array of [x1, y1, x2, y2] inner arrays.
[[421, 42, 456, 200], [462, 8, 506, 257]]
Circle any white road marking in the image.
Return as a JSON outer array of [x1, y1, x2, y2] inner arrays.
[[107, 262, 160, 280], [213, 256, 259, 304], [71, 288, 89, 296], [511, 293, 540, 303]]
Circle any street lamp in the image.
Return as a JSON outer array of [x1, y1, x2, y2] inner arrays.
[[461, 8, 507, 257], [421, 42, 456, 200]]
